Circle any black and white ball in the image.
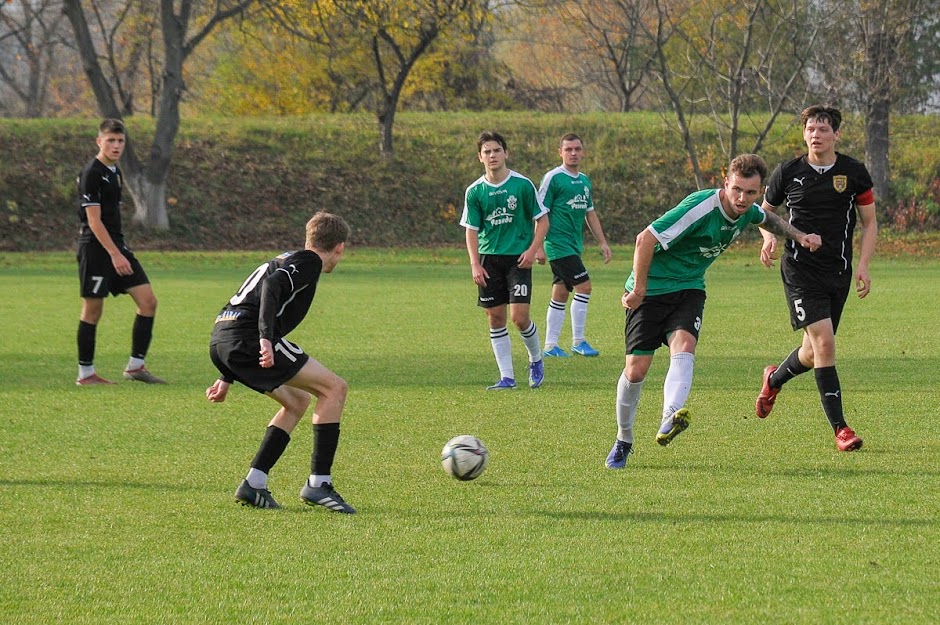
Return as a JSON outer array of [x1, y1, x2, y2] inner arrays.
[[441, 435, 489, 481]]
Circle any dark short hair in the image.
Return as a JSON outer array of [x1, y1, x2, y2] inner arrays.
[[728, 153, 769, 182], [477, 130, 507, 153], [99, 118, 126, 135], [560, 133, 582, 146], [305, 212, 350, 251], [801, 105, 842, 132]]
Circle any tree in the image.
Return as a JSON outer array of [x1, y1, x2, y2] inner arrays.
[[810, 0, 940, 201], [0, 0, 68, 117], [63, 0, 254, 228], [549, 0, 658, 112], [268, 0, 491, 158], [648, 0, 818, 186]]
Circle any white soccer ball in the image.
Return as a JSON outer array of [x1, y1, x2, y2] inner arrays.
[[441, 435, 489, 481]]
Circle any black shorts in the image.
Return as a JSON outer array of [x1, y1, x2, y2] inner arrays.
[[210, 336, 309, 394], [477, 254, 533, 308], [624, 289, 706, 355], [77, 241, 149, 298], [548, 255, 590, 291], [781, 258, 852, 332]]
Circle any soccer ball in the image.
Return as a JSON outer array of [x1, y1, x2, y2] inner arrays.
[[441, 435, 489, 481]]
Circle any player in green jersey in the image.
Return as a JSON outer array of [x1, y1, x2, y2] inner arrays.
[[605, 154, 822, 469], [460, 131, 550, 390], [536, 133, 612, 358]]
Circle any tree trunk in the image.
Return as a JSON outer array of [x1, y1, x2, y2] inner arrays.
[[378, 104, 395, 158], [124, 171, 170, 230], [864, 29, 893, 201]]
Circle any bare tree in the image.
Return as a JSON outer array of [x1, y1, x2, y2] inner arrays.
[[0, 0, 67, 117], [811, 0, 940, 200], [63, 0, 254, 229], [648, 0, 818, 187], [556, 0, 657, 112]]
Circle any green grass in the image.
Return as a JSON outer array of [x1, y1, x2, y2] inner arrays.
[[1, 248, 938, 624]]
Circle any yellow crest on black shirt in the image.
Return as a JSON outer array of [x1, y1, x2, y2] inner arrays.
[[832, 175, 847, 193]]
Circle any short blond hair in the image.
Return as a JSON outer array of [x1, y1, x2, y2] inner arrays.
[[305, 212, 350, 251]]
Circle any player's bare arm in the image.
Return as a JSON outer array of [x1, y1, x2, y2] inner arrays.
[[855, 202, 877, 298], [586, 211, 612, 263], [519, 214, 549, 268], [623, 228, 655, 310], [85, 204, 133, 276], [762, 209, 821, 252], [465, 228, 488, 286], [758, 200, 781, 267]]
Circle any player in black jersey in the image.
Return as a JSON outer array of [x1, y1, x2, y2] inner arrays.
[[75, 119, 165, 386], [755, 105, 877, 452], [206, 212, 356, 513]]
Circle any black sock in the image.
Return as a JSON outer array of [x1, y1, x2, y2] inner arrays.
[[312, 423, 341, 477], [770, 348, 811, 388], [250, 425, 291, 474], [815, 366, 847, 431], [131, 314, 155, 360], [78, 320, 97, 366]]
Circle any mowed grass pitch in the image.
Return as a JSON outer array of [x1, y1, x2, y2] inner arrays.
[[1, 248, 938, 625]]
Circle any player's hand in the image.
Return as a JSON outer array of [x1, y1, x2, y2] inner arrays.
[[760, 237, 778, 268], [470, 262, 488, 287], [259, 338, 275, 368], [856, 269, 872, 299], [600, 244, 612, 264], [206, 379, 230, 402], [111, 251, 133, 276], [534, 248, 546, 265], [517, 249, 536, 269], [622, 290, 643, 311], [800, 233, 822, 252]]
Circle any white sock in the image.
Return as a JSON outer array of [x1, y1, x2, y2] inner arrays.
[[126, 356, 145, 371], [616, 372, 644, 443], [246, 468, 268, 489], [520, 321, 542, 363], [571, 292, 590, 345], [661, 352, 695, 428], [544, 300, 566, 349], [490, 327, 514, 379], [309, 474, 332, 488], [79, 364, 95, 379]]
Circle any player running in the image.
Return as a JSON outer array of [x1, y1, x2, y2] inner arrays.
[[755, 105, 877, 452]]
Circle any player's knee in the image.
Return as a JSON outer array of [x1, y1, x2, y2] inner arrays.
[[139, 295, 158, 316], [332, 376, 349, 400]]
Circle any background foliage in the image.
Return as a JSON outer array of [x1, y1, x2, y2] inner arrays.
[[2, 111, 939, 252]]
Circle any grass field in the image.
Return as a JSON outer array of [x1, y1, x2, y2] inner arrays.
[[1, 248, 938, 624]]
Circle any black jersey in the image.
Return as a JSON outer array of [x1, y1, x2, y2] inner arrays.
[[764, 153, 873, 274], [77, 157, 124, 245], [211, 250, 324, 343]]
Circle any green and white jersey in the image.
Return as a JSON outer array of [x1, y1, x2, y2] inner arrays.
[[461, 170, 548, 255], [538, 165, 594, 260], [625, 189, 766, 296]]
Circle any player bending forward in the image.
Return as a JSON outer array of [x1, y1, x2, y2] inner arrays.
[[206, 212, 355, 513], [606, 154, 821, 469]]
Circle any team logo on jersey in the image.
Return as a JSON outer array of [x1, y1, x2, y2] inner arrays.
[[507, 195, 518, 211], [566, 194, 590, 211], [833, 175, 847, 193], [699, 243, 728, 258], [486, 208, 513, 226]]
